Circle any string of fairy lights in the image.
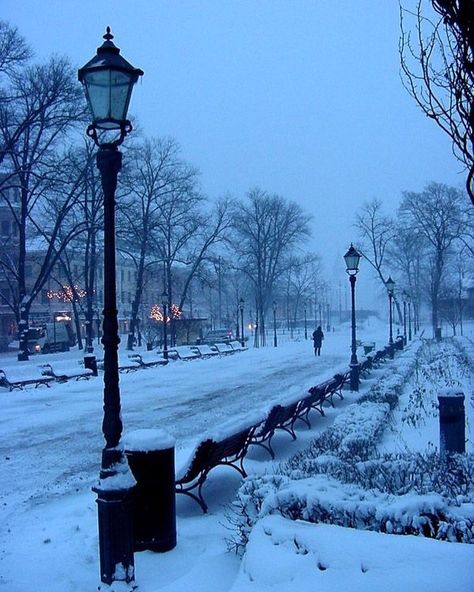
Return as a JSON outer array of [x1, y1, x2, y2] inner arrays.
[[47, 285, 182, 321]]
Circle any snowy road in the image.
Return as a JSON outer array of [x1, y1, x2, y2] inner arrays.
[[0, 333, 356, 519]]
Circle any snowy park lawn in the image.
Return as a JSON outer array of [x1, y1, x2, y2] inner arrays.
[[1, 321, 473, 591]]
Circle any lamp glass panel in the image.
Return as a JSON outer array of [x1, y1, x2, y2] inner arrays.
[[83, 69, 134, 129]]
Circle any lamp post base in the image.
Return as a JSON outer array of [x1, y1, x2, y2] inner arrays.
[[349, 363, 359, 392], [93, 479, 137, 591]]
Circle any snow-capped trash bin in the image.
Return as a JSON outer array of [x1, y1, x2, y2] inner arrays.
[[438, 390, 465, 455], [124, 428, 177, 552]]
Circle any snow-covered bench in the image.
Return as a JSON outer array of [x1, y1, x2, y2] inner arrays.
[[229, 340, 248, 352], [128, 351, 168, 368], [213, 342, 235, 355], [191, 344, 219, 358], [173, 346, 200, 361], [0, 366, 54, 391], [175, 426, 253, 512], [40, 362, 94, 382], [247, 401, 300, 460]]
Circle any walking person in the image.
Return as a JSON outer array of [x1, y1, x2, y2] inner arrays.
[[312, 326, 324, 356]]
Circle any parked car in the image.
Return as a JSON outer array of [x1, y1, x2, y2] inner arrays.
[[200, 328, 234, 344]]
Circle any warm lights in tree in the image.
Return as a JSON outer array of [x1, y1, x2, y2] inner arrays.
[[149, 303, 182, 322], [47, 285, 87, 302]]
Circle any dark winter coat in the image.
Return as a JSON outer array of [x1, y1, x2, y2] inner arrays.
[[312, 327, 324, 348]]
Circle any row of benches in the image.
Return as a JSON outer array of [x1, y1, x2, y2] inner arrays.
[[0, 362, 94, 391], [174, 373, 349, 512], [106, 341, 248, 373], [0, 341, 248, 391], [173, 343, 398, 512]]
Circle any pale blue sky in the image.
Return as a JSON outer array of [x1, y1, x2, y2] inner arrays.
[[2, 0, 464, 307]]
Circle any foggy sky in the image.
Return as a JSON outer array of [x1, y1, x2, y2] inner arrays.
[[2, 0, 464, 308]]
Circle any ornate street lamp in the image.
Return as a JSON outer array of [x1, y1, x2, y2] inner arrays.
[[386, 276, 395, 359], [272, 300, 278, 347], [344, 244, 361, 391], [239, 298, 245, 347], [79, 28, 143, 591], [162, 290, 169, 361]]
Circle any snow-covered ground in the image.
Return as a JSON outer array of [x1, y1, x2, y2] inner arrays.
[[1, 320, 473, 591]]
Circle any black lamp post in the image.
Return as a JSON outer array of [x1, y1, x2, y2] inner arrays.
[[408, 295, 412, 341], [304, 303, 308, 340], [162, 290, 169, 361], [239, 298, 245, 347], [79, 27, 143, 591], [402, 291, 408, 346], [272, 300, 278, 347], [344, 244, 361, 391], [386, 276, 395, 359], [236, 299, 241, 342]]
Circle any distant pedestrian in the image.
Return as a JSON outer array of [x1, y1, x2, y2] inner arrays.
[[312, 326, 324, 356]]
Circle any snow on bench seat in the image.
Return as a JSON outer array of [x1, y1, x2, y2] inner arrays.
[[0, 364, 54, 391], [192, 344, 219, 358], [40, 362, 94, 382]]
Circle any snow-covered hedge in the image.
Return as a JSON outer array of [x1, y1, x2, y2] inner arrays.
[[227, 339, 474, 552], [227, 473, 473, 554]]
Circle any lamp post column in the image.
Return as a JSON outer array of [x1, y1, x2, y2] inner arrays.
[[349, 274, 359, 391], [403, 299, 407, 346], [236, 301, 240, 342], [240, 300, 245, 347], [273, 301, 277, 347], [304, 305, 307, 340], [388, 291, 394, 358], [93, 145, 136, 589], [162, 299, 169, 361], [408, 300, 412, 341]]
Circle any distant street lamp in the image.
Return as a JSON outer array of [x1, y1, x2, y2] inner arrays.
[[162, 290, 169, 361], [239, 298, 245, 347], [344, 244, 361, 391], [386, 276, 395, 359], [78, 27, 143, 591], [272, 301, 278, 347]]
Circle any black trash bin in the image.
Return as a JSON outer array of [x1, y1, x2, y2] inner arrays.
[[124, 429, 177, 552], [438, 390, 465, 455]]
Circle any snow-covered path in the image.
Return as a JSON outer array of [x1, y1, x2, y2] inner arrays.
[[0, 332, 355, 519]]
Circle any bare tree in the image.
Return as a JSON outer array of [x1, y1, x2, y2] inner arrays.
[[0, 54, 86, 359], [355, 198, 403, 321], [388, 223, 425, 333], [118, 137, 232, 348], [400, 1, 474, 205], [232, 188, 311, 346], [282, 253, 322, 333], [399, 182, 465, 335], [117, 138, 197, 349], [0, 21, 31, 78]]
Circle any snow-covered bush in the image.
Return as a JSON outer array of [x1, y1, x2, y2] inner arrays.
[[228, 473, 474, 552], [227, 338, 474, 553]]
